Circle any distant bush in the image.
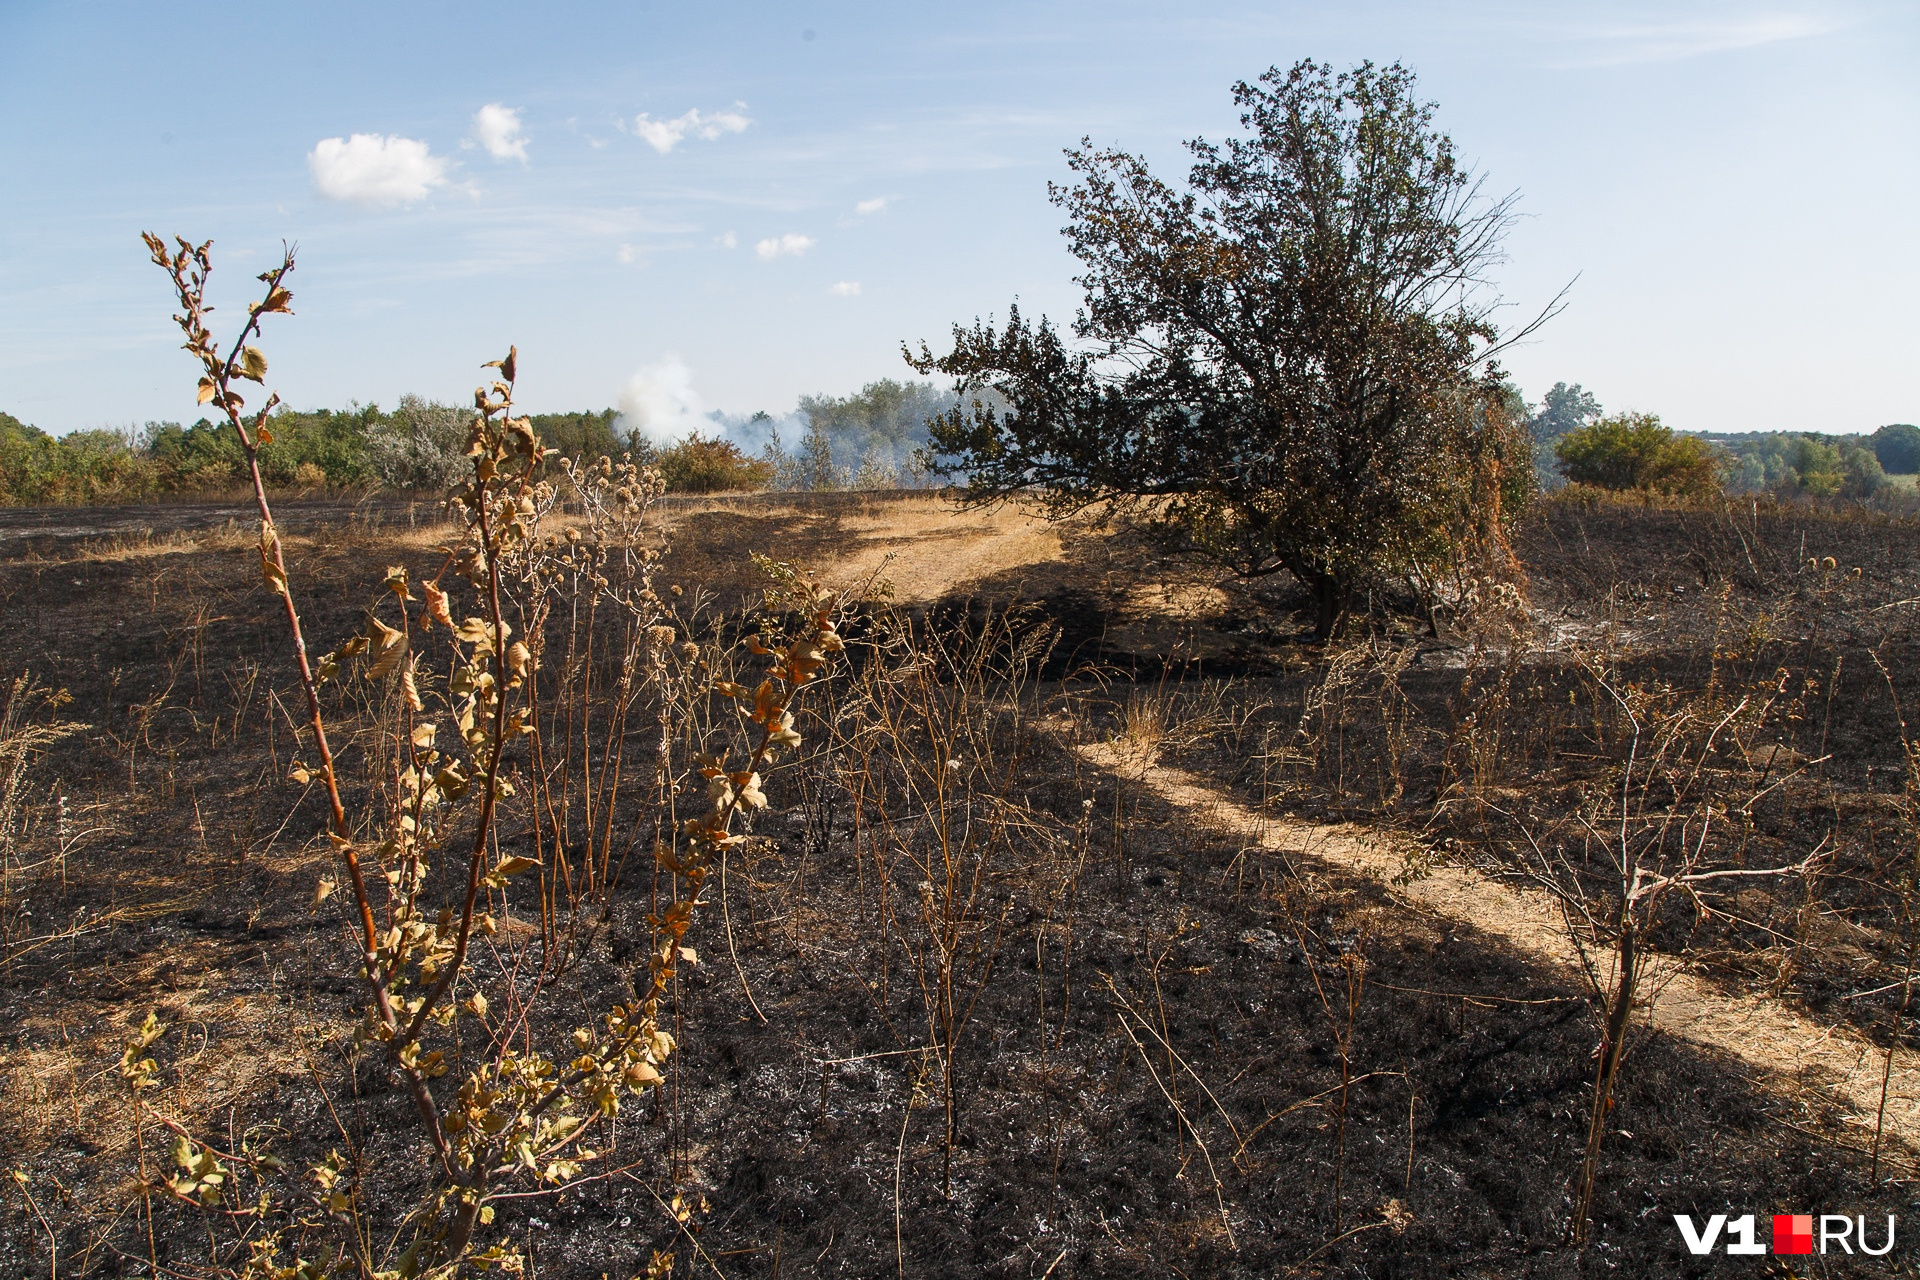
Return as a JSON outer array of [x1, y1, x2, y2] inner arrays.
[[0, 386, 937, 505], [146, 405, 379, 490], [1554, 413, 1722, 497], [657, 433, 773, 493], [1874, 423, 1920, 475], [526, 407, 629, 460], [364, 394, 470, 492], [1773, 434, 1885, 500], [1716, 430, 1889, 500], [796, 379, 952, 487], [0, 417, 162, 503], [0, 399, 632, 505]]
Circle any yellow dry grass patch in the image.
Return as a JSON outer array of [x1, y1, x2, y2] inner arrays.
[[1122, 580, 1230, 620], [818, 496, 1066, 602], [1080, 743, 1920, 1157]]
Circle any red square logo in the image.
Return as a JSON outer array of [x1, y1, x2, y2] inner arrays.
[[1773, 1214, 1813, 1255]]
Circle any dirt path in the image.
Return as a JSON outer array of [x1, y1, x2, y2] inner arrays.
[[1083, 744, 1920, 1157]]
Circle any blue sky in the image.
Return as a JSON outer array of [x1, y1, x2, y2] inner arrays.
[[1, 1, 1915, 438]]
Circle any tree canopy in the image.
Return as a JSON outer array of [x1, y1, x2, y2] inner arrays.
[[1528, 382, 1601, 444], [1873, 423, 1920, 475], [911, 60, 1535, 636]]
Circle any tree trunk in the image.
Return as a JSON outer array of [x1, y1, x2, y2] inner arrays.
[[1308, 573, 1347, 641], [1573, 923, 1637, 1245]]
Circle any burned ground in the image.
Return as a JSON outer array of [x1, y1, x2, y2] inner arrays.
[[1, 491, 1917, 1278]]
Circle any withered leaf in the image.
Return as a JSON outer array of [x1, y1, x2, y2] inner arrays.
[[421, 581, 453, 630], [366, 617, 408, 680], [258, 529, 288, 597]]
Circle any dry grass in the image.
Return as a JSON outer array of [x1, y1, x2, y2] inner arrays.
[[818, 496, 1065, 601]]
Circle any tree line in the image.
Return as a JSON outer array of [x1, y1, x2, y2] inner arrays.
[[0, 379, 954, 504], [1522, 382, 1917, 500]]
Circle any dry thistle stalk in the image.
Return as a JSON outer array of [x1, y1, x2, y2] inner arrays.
[[143, 234, 845, 1272]]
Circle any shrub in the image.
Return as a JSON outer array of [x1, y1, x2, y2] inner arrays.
[[1773, 435, 1884, 500], [364, 393, 471, 491], [0, 419, 165, 504], [1873, 423, 1920, 475], [1554, 412, 1722, 497], [657, 432, 773, 493], [526, 407, 627, 460]]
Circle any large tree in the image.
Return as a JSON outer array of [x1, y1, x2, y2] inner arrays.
[[1528, 382, 1602, 443], [910, 61, 1542, 637]]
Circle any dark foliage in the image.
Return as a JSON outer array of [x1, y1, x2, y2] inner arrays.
[[912, 61, 1536, 637], [1874, 422, 1920, 475]]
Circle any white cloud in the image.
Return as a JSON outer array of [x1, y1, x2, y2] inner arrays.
[[472, 103, 527, 162], [755, 233, 814, 260], [308, 134, 450, 207], [854, 197, 890, 216], [827, 281, 861, 296], [716, 231, 738, 249], [616, 244, 637, 265], [617, 356, 706, 444], [1560, 14, 1843, 65], [631, 107, 752, 154]]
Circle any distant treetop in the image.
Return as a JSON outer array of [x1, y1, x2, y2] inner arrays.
[[1528, 382, 1601, 444], [1873, 423, 1920, 475]]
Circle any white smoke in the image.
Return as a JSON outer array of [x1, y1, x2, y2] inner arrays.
[[616, 356, 706, 444]]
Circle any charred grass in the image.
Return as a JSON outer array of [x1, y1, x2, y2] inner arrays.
[[1, 491, 1917, 1277]]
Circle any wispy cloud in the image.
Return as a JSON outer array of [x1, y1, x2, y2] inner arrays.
[[716, 231, 738, 249], [755, 233, 814, 260], [827, 281, 861, 296], [615, 244, 637, 265], [471, 104, 528, 162], [1554, 12, 1844, 66], [630, 106, 752, 154], [309, 134, 451, 207], [854, 196, 891, 216]]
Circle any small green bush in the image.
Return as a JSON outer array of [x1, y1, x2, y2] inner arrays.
[[656, 433, 774, 493], [1554, 413, 1722, 498]]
